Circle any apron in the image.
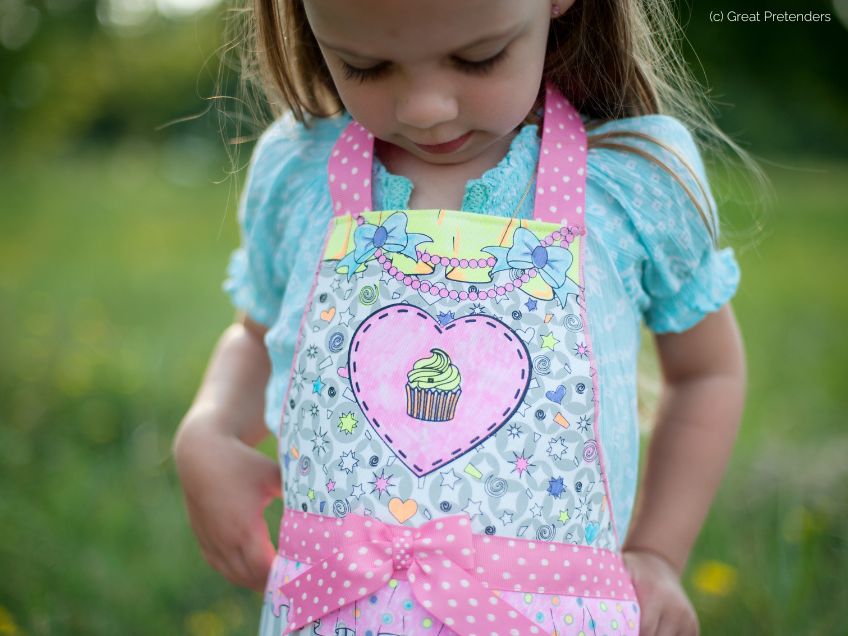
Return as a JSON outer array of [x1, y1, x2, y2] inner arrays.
[[259, 85, 641, 636]]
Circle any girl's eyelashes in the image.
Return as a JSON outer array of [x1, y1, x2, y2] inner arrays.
[[339, 49, 509, 84], [452, 48, 509, 75], [341, 61, 391, 83]]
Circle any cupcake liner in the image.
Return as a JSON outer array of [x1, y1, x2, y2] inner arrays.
[[406, 386, 462, 422]]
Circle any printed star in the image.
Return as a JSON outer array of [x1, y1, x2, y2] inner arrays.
[[330, 277, 342, 291], [469, 303, 486, 315], [540, 332, 560, 351], [573, 342, 590, 360], [369, 469, 394, 500], [338, 450, 359, 474], [306, 345, 319, 359], [338, 412, 358, 435], [439, 468, 462, 490], [308, 403, 320, 417], [530, 503, 544, 518], [547, 476, 566, 499], [509, 450, 535, 477], [546, 436, 569, 462], [310, 427, 329, 455], [461, 498, 484, 518], [326, 480, 336, 493], [507, 422, 524, 439], [350, 483, 365, 499], [577, 415, 591, 433], [525, 298, 538, 311], [307, 488, 316, 501], [437, 311, 455, 326], [292, 367, 307, 390], [558, 509, 571, 524], [380, 270, 394, 285], [338, 306, 356, 327], [312, 376, 325, 395], [500, 511, 514, 526], [575, 496, 593, 522]]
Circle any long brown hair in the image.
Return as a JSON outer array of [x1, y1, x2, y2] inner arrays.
[[226, 0, 765, 245]]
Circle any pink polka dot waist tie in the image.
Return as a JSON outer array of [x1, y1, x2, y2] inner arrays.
[[278, 510, 637, 635]]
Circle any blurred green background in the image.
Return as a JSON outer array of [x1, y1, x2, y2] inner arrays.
[[1, 0, 846, 634]]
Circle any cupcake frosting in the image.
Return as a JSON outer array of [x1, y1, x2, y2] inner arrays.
[[407, 348, 461, 391]]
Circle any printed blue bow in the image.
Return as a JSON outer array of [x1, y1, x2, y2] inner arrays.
[[336, 212, 432, 280], [482, 227, 579, 307]]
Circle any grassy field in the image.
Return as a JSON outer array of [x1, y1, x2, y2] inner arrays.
[[0, 142, 845, 635]]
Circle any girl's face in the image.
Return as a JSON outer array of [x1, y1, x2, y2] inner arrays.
[[304, 0, 557, 167]]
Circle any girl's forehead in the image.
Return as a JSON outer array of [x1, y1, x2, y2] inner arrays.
[[304, 0, 537, 56]]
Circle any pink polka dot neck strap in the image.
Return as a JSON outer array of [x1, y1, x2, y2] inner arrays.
[[267, 83, 640, 635]]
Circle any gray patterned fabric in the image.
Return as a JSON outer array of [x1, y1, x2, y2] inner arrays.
[[279, 249, 615, 551]]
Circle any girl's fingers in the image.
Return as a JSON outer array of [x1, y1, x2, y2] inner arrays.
[[199, 528, 253, 587], [655, 607, 698, 636], [241, 530, 276, 592], [640, 607, 661, 636], [241, 539, 275, 591], [655, 614, 675, 636]]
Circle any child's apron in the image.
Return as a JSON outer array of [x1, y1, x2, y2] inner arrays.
[[261, 85, 641, 635]]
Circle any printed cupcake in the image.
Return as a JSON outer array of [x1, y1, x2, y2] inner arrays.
[[406, 348, 462, 422]]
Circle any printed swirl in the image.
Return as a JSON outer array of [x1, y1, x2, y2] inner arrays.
[[484, 475, 508, 499], [583, 439, 599, 463], [565, 313, 583, 332], [407, 348, 461, 391], [533, 355, 552, 376], [359, 284, 379, 305]]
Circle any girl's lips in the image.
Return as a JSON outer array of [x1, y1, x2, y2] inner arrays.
[[414, 132, 472, 154]]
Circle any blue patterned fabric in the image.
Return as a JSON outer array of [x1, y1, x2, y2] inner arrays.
[[224, 112, 740, 538]]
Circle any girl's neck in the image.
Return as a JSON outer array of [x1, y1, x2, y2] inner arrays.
[[375, 131, 518, 210]]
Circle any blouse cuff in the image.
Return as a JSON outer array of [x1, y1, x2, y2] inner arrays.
[[644, 247, 740, 333]]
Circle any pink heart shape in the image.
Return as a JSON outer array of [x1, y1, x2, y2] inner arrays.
[[348, 304, 531, 476]]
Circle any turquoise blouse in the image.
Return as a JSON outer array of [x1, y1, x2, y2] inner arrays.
[[224, 112, 740, 538]]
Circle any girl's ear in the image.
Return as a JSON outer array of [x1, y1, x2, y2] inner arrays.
[[550, 0, 577, 18]]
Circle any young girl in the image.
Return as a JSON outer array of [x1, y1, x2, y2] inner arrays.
[[174, 1, 747, 635]]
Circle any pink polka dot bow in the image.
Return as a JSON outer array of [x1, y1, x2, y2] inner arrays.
[[280, 513, 547, 635]]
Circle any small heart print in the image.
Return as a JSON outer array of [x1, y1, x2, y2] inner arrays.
[[516, 327, 536, 343], [584, 521, 600, 544], [320, 307, 336, 322], [388, 497, 418, 523], [545, 384, 566, 404]]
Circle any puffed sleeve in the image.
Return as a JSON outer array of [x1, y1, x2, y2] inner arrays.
[[223, 114, 345, 326], [223, 116, 297, 326], [588, 115, 741, 333]]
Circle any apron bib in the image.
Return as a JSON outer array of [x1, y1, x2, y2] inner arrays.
[[260, 85, 640, 636]]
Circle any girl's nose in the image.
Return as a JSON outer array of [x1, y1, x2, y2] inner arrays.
[[394, 80, 459, 131]]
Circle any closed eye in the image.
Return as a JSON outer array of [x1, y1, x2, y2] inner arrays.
[[340, 60, 391, 83], [339, 48, 509, 84], [451, 48, 509, 75]]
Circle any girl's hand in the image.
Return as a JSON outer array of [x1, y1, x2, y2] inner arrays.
[[173, 419, 281, 592], [622, 548, 699, 636]]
